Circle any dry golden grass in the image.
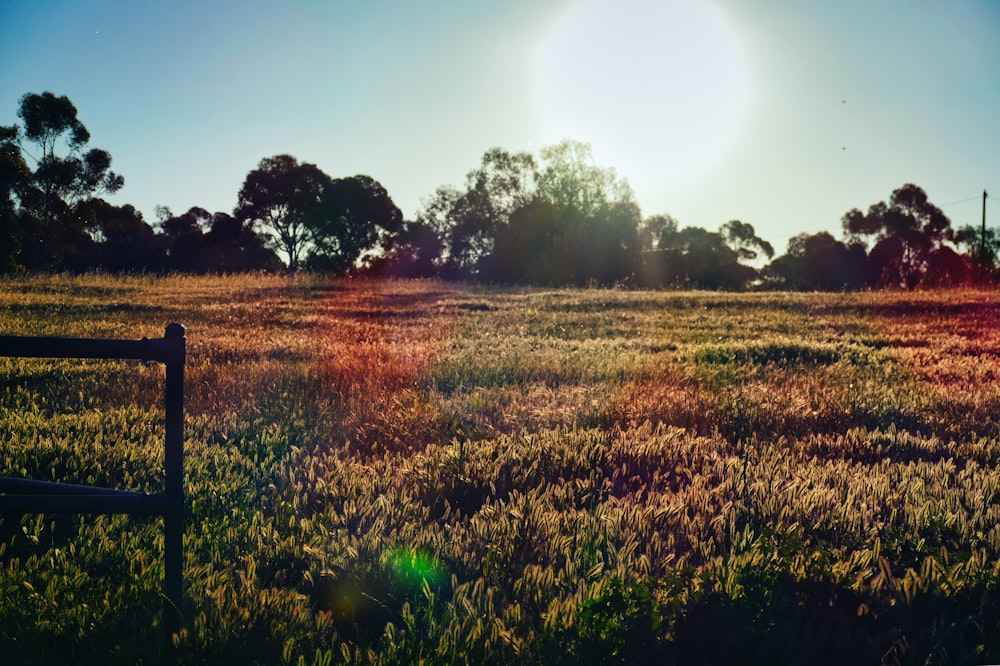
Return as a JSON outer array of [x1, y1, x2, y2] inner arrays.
[[3, 276, 1000, 664]]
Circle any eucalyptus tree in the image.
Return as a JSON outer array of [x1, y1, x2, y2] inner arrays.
[[721, 219, 774, 264], [305, 174, 403, 273], [488, 140, 641, 285], [0, 125, 28, 270], [534, 139, 633, 218], [638, 220, 773, 289], [416, 147, 537, 277], [4, 91, 124, 269], [842, 183, 954, 288], [235, 154, 330, 270], [764, 232, 869, 290], [955, 224, 1000, 282]]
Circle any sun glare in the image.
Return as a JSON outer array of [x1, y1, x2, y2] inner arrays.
[[533, 0, 752, 191]]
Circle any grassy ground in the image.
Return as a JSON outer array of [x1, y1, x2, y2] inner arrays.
[[2, 274, 1000, 664]]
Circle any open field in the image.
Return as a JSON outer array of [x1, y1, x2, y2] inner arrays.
[[3, 274, 1000, 664]]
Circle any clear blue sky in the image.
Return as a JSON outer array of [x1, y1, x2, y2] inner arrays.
[[2, 0, 997, 253]]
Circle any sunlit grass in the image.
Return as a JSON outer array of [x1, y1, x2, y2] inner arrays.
[[2, 275, 1000, 663]]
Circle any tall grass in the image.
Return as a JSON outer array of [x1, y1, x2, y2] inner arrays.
[[2, 275, 1000, 664]]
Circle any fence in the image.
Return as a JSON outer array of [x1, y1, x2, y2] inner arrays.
[[0, 323, 186, 641]]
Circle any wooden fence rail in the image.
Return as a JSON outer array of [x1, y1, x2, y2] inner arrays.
[[0, 323, 186, 642]]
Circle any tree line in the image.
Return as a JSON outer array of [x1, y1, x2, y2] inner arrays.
[[2, 91, 996, 289]]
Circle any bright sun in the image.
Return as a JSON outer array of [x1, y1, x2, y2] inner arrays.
[[533, 0, 752, 191]]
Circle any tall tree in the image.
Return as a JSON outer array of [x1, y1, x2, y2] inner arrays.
[[416, 147, 537, 277], [765, 231, 868, 290], [305, 174, 403, 274], [157, 206, 210, 271], [489, 201, 571, 283], [486, 142, 640, 285], [842, 183, 953, 288], [0, 125, 29, 270], [955, 224, 1000, 282], [235, 154, 330, 270], [720, 219, 774, 264], [204, 212, 281, 273], [7, 92, 124, 269], [156, 206, 278, 272], [451, 148, 537, 273], [375, 219, 444, 278], [75, 198, 164, 271], [638, 221, 770, 290], [639, 214, 679, 251], [535, 139, 632, 218]]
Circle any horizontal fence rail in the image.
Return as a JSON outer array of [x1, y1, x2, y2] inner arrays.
[[0, 323, 186, 642]]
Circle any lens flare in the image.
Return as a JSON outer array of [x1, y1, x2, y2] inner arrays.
[[387, 547, 448, 593]]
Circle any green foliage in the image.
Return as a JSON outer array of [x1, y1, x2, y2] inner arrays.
[[235, 155, 330, 271], [4, 276, 1000, 663], [5, 92, 125, 271], [413, 140, 641, 285], [841, 183, 964, 288], [305, 175, 403, 274]]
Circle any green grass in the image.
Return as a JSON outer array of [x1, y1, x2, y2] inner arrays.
[[3, 274, 1000, 664]]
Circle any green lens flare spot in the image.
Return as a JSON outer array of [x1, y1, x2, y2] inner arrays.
[[388, 548, 447, 593]]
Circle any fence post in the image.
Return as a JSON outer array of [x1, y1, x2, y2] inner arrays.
[[0, 324, 189, 646], [163, 322, 185, 642]]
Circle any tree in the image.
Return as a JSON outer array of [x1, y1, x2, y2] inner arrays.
[[721, 220, 774, 264], [157, 206, 278, 272], [204, 212, 282, 272], [75, 198, 164, 271], [17, 92, 123, 205], [485, 140, 641, 285], [535, 139, 634, 218], [580, 199, 642, 284], [639, 214, 679, 251], [0, 124, 29, 270], [765, 232, 868, 290], [157, 206, 210, 271], [456, 148, 536, 277], [305, 175, 403, 274], [415, 185, 463, 275], [489, 201, 572, 283], [674, 227, 748, 289], [373, 220, 444, 278], [13, 92, 124, 269], [639, 220, 773, 289], [842, 184, 953, 288], [416, 148, 537, 277], [955, 224, 1000, 282], [235, 154, 330, 270]]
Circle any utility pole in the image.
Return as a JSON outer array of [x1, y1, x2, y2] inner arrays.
[[983, 190, 989, 265]]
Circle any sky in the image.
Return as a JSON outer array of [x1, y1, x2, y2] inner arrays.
[[1, 0, 998, 254]]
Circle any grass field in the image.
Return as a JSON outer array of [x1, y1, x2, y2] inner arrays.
[[3, 274, 1000, 664]]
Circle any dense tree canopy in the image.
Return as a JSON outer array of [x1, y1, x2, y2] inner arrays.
[[375, 219, 443, 278], [156, 206, 280, 272], [410, 140, 641, 285], [0, 125, 28, 271], [721, 219, 774, 264], [638, 220, 771, 289], [487, 142, 641, 285], [74, 199, 161, 271], [765, 232, 868, 291], [235, 154, 329, 271], [956, 223, 1000, 278], [2, 92, 125, 270], [3, 92, 997, 288], [415, 147, 537, 277], [305, 175, 403, 273], [842, 183, 957, 288], [234, 156, 402, 273]]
